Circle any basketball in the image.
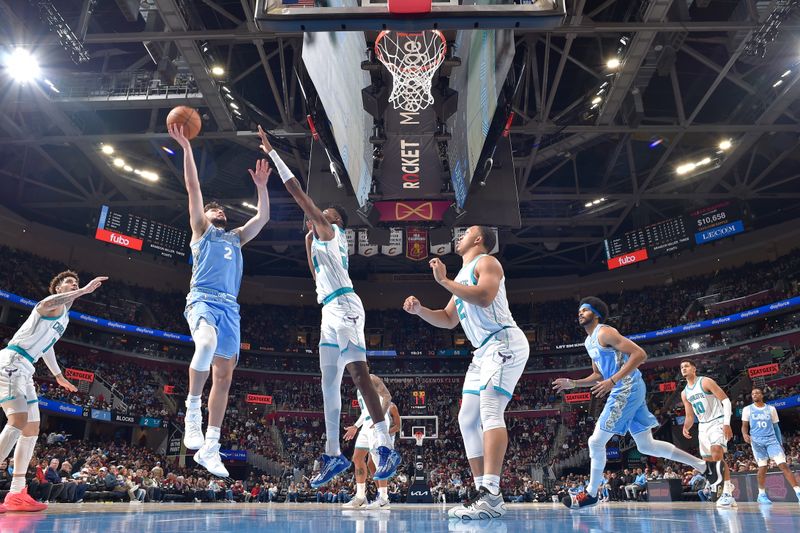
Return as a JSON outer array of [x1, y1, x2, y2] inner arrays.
[[166, 106, 201, 139]]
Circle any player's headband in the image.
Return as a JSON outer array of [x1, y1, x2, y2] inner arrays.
[[579, 303, 602, 319]]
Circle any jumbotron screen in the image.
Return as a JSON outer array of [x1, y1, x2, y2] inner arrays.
[[95, 205, 189, 260]]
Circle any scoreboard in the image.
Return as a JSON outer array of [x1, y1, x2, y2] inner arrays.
[[95, 205, 189, 260], [604, 201, 745, 270]]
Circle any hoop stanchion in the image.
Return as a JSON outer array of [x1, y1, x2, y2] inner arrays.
[[374, 30, 447, 113]]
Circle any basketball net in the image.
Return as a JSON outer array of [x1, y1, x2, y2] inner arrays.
[[374, 30, 447, 113], [413, 431, 425, 447]]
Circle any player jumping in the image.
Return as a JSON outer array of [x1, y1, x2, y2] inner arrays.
[[169, 124, 271, 477], [258, 126, 401, 487]]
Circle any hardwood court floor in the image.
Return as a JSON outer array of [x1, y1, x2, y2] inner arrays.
[[2, 501, 799, 532]]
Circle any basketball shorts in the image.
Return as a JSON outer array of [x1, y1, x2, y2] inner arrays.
[[698, 417, 728, 457], [355, 424, 394, 464], [0, 348, 39, 417], [185, 291, 241, 360], [597, 378, 659, 435], [752, 439, 786, 467], [319, 293, 367, 369], [462, 327, 529, 399]]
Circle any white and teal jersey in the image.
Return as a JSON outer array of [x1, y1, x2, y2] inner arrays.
[[452, 254, 517, 349], [5, 305, 70, 367], [311, 224, 354, 305], [355, 389, 390, 426], [683, 377, 723, 423], [742, 403, 779, 443]]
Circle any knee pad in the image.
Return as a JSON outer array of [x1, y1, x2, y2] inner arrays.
[[458, 394, 483, 459], [479, 389, 510, 432], [631, 430, 656, 456], [189, 321, 217, 372]]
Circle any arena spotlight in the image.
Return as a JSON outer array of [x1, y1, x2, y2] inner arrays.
[[5, 48, 40, 83], [161, 146, 175, 155], [211, 66, 225, 76], [690, 342, 700, 350], [718, 139, 732, 151], [101, 145, 115, 155], [113, 158, 125, 168], [606, 58, 621, 69]]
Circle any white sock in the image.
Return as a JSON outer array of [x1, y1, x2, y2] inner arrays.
[[9, 475, 25, 493], [0, 425, 22, 462], [379, 487, 388, 499], [483, 474, 500, 495], [11, 435, 37, 494], [723, 480, 734, 496], [186, 394, 202, 413], [356, 483, 366, 499], [205, 426, 221, 446], [474, 475, 484, 491], [758, 488, 766, 495]]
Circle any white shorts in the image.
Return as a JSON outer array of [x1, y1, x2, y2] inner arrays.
[[0, 348, 39, 418], [698, 418, 728, 457], [355, 425, 394, 463], [319, 294, 367, 369], [462, 327, 529, 399]]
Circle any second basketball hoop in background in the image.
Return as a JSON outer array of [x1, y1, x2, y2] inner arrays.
[[374, 30, 447, 113]]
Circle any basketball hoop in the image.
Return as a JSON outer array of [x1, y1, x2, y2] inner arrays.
[[413, 431, 425, 447], [374, 30, 447, 113]]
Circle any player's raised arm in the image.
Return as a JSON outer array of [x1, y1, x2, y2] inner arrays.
[[429, 256, 502, 308], [168, 124, 208, 239], [257, 126, 333, 241], [36, 276, 108, 315], [403, 295, 460, 329], [234, 158, 271, 245]]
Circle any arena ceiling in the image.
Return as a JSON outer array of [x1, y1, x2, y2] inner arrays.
[[1, 0, 800, 279]]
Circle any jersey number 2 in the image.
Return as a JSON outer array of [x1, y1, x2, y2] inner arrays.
[[223, 246, 233, 260]]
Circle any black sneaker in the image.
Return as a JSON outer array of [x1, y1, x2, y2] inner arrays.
[[563, 490, 599, 510], [703, 460, 723, 492]]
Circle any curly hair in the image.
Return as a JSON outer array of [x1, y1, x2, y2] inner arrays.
[[49, 270, 79, 294]]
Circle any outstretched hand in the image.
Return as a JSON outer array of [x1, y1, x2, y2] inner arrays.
[[257, 125, 273, 153], [248, 158, 272, 187], [168, 123, 191, 149], [81, 276, 108, 295], [56, 374, 78, 393]]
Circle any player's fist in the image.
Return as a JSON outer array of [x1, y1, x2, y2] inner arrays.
[[723, 425, 733, 441], [429, 258, 447, 284], [743, 433, 751, 444], [403, 296, 421, 315], [682, 426, 692, 439]]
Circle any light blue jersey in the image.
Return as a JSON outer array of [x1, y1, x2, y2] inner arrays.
[[189, 225, 243, 298], [584, 324, 643, 387], [742, 403, 779, 443]]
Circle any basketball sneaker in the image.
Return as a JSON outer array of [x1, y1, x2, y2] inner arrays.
[[373, 446, 401, 481], [562, 490, 599, 510], [756, 493, 773, 505], [716, 494, 737, 508], [4, 487, 48, 512], [342, 495, 367, 509], [184, 411, 205, 450], [193, 442, 229, 478], [703, 460, 723, 492], [449, 487, 506, 520], [365, 495, 390, 510], [310, 454, 351, 489]]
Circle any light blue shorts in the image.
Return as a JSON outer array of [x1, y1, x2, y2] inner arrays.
[[597, 378, 658, 435], [185, 292, 241, 360]]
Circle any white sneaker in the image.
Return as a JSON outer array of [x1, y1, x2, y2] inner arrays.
[[193, 442, 229, 477], [716, 494, 737, 508], [342, 496, 367, 509], [366, 496, 390, 510], [184, 412, 205, 450], [449, 488, 506, 520]]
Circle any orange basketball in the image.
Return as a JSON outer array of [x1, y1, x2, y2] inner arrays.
[[166, 106, 202, 139]]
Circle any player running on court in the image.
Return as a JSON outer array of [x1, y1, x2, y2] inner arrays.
[[343, 374, 400, 510], [0, 271, 105, 512], [742, 387, 800, 505], [680, 360, 736, 507], [553, 297, 721, 510], [169, 124, 271, 477], [404, 226, 529, 519], [258, 126, 400, 487]]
